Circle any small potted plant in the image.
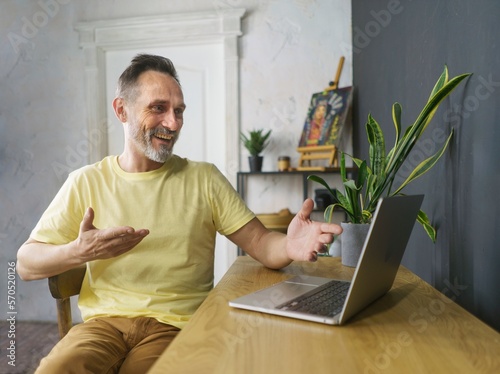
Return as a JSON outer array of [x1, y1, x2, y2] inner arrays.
[[309, 66, 471, 266], [240, 129, 272, 172]]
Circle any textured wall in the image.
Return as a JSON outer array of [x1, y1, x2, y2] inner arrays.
[[352, 0, 500, 330], [1, 0, 351, 321], [239, 0, 352, 214]]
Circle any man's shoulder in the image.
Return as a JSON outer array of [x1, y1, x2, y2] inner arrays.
[[68, 156, 115, 179], [171, 155, 215, 172], [169, 156, 230, 185]]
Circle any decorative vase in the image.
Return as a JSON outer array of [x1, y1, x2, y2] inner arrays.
[[248, 156, 263, 172], [340, 222, 371, 267]]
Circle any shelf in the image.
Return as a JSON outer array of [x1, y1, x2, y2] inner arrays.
[[237, 167, 355, 176], [236, 168, 355, 202]]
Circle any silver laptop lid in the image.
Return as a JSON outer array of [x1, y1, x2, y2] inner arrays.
[[338, 194, 424, 324]]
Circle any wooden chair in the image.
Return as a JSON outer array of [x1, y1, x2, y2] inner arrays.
[[48, 266, 86, 338]]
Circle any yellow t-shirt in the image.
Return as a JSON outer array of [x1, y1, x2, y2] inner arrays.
[[31, 155, 255, 329]]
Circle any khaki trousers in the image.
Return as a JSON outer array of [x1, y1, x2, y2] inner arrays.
[[36, 317, 180, 374]]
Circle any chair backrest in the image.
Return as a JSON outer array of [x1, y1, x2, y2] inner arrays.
[[48, 266, 86, 338]]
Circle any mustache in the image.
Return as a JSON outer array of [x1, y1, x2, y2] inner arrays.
[[149, 128, 178, 137]]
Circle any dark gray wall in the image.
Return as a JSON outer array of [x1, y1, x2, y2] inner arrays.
[[352, 0, 500, 330]]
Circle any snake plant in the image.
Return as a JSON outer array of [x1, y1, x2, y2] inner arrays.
[[309, 66, 471, 242]]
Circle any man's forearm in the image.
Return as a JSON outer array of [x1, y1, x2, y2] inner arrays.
[[228, 218, 293, 270], [16, 239, 83, 281], [250, 230, 293, 269]]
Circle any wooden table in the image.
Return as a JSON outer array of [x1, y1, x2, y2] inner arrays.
[[148, 256, 500, 373]]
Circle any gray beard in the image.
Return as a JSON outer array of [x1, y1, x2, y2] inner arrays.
[[130, 126, 178, 163], [144, 142, 172, 163]]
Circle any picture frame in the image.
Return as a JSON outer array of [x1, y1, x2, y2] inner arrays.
[[298, 86, 353, 148]]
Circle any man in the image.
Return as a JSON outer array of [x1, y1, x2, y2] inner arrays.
[[17, 54, 342, 373]]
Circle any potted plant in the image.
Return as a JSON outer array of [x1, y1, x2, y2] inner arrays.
[[309, 66, 471, 265], [240, 129, 272, 172]]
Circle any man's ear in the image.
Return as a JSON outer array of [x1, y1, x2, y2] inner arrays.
[[112, 97, 127, 123]]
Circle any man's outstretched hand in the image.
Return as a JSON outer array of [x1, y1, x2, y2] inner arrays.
[[285, 199, 342, 262], [75, 207, 150, 262]]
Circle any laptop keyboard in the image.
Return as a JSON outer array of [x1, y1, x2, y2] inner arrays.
[[277, 280, 350, 317]]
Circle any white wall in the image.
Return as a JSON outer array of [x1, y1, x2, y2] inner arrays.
[[0, 0, 351, 321]]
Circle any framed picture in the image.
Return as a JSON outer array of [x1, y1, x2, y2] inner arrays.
[[298, 87, 353, 148]]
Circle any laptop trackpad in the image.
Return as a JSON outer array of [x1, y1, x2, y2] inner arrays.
[[233, 279, 321, 309], [242, 283, 318, 308]]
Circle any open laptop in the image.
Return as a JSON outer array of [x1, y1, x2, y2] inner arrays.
[[229, 194, 424, 325]]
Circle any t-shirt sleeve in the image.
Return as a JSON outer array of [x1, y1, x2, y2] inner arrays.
[[209, 165, 255, 236], [30, 172, 86, 245]]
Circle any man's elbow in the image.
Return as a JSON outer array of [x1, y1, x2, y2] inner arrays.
[[16, 245, 38, 281], [16, 260, 31, 281]]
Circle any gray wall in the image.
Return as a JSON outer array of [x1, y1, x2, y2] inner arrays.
[[352, 0, 500, 330]]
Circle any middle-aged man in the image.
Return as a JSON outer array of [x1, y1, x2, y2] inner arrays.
[[17, 54, 342, 373]]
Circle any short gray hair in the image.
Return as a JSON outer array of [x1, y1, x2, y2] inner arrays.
[[116, 54, 180, 101]]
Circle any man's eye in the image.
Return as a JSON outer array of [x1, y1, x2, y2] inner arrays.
[[152, 105, 164, 112]]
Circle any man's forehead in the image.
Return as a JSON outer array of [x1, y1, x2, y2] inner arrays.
[[135, 71, 184, 101], [137, 70, 178, 87]]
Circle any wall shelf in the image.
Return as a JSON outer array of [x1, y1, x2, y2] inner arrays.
[[236, 168, 355, 203]]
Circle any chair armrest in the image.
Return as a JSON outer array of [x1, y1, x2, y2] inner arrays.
[[48, 266, 86, 299]]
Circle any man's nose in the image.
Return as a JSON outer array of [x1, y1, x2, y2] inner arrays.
[[161, 110, 181, 131]]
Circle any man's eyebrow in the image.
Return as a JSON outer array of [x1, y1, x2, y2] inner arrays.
[[148, 100, 186, 109], [149, 100, 167, 106]]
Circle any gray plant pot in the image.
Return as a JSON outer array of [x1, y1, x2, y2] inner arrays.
[[340, 222, 371, 267], [329, 234, 342, 257]]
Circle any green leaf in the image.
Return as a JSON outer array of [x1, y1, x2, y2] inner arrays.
[[344, 179, 360, 191], [356, 160, 368, 190], [361, 209, 373, 223], [340, 152, 348, 183], [307, 175, 337, 197], [324, 203, 343, 223], [240, 129, 272, 156], [415, 72, 471, 136], [382, 72, 470, 203], [386, 103, 402, 168], [392, 102, 402, 144], [428, 65, 449, 100], [417, 209, 437, 242], [366, 114, 386, 177], [393, 129, 454, 194]]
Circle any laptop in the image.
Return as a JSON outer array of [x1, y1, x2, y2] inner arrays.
[[229, 194, 424, 325]]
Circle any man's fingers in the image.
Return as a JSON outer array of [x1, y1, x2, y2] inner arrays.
[[318, 243, 329, 253], [80, 207, 96, 233], [100, 227, 149, 241], [92, 229, 149, 259], [320, 222, 343, 236], [298, 199, 315, 220], [307, 251, 318, 262]]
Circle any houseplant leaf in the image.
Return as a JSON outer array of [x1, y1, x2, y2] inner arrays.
[[392, 129, 454, 195], [417, 210, 437, 243], [308, 66, 471, 242], [385, 102, 402, 171], [307, 175, 337, 198], [240, 129, 272, 156]]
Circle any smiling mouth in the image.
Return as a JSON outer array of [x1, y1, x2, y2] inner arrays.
[[154, 133, 174, 141]]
